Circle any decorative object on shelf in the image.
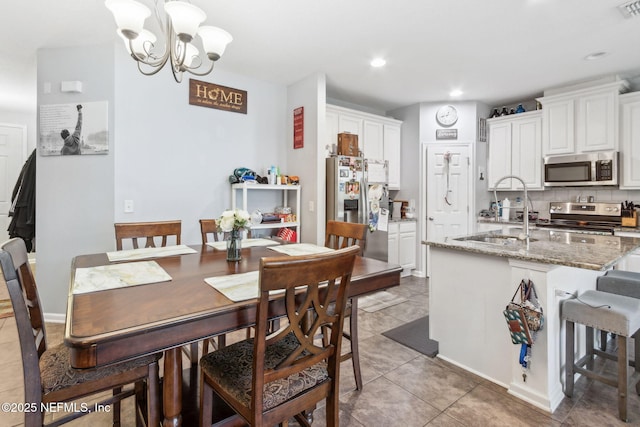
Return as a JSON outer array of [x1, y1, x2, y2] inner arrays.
[[105, 0, 232, 83], [217, 209, 250, 261], [515, 104, 526, 113], [489, 108, 500, 118], [436, 105, 458, 126], [500, 107, 509, 116], [509, 108, 515, 115]]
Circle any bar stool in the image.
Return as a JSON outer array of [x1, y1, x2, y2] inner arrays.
[[562, 290, 640, 422], [597, 270, 640, 362]]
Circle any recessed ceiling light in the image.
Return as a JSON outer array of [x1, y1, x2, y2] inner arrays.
[[370, 58, 386, 68], [584, 51, 609, 61], [450, 89, 464, 97]]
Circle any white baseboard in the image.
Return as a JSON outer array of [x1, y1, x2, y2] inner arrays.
[[44, 312, 65, 324]]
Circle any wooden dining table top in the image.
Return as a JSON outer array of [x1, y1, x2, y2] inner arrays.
[[64, 244, 402, 369]]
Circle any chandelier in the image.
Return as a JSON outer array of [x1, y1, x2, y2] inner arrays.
[[105, 0, 232, 82]]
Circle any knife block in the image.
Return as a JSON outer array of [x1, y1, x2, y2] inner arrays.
[[622, 212, 637, 227]]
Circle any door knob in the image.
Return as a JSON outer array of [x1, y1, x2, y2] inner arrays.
[[428, 217, 434, 221]]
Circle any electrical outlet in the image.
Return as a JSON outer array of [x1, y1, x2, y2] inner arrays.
[[124, 200, 134, 213], [309, 201, 314, 212], [555, 288, 576, 297]]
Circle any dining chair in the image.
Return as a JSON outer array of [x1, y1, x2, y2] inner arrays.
[[114, 219, 202, 366], [114, 220, 181, 250], [199, 245, 359, 427], [199, 219, 220, 243], [199, 219, 228, 356], [323, 220, 368, 390], [0, 238, 161, 427]]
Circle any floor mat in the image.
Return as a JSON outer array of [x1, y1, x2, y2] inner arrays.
[[382, 316, 439, 357], [357, 291, 407, 313]]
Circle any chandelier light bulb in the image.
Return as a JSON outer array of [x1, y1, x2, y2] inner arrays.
[[105, 0, 151, 39], [198, 26, 233, 61], [164, 1, 206, 42]]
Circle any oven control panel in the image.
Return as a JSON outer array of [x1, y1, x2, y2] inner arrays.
[[549, 202, 621, 217]]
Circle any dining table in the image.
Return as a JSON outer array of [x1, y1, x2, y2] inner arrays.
[[64, 243, 402, 427]]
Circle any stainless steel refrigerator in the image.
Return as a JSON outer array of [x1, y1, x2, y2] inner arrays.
[[326, 156, 389, 262]]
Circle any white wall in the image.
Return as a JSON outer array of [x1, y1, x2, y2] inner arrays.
[[37, 44, 116, 317], [113, 46, 287, 245], [36, 43, 291, 316], [286, 73, 326, 245]]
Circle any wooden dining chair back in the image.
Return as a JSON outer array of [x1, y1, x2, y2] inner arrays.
[[199, 246, 359, 427], [199, 219, 220, 243], [324, 220, 367, 255], [323, 220, 368, 390], [114, 220, 181, 250], [0, 238, 161, 427]]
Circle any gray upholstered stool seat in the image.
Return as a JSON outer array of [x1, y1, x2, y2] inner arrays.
[[562, 290, 640, 422], [597, 270, 640, 354]]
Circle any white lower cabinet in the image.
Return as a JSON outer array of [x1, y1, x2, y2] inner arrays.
[[388, 221, 416, 276]]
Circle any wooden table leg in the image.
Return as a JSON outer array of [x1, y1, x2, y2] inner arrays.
[[163, 347, 183, 427]]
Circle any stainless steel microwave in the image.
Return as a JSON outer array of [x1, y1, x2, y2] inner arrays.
[[544, 151, 618, 187]]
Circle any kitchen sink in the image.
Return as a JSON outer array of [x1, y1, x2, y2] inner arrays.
[[453, 234, 537, 246]]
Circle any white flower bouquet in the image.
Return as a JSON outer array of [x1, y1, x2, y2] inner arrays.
[[217, 209, 251, 233]]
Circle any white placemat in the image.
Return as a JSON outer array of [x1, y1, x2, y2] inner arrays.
[[206, 238, 280, 251], [106, 245, 197, 262], [205, 271, 261, 302], [73, 261, 172, 294], [268, 243, 334, 256]]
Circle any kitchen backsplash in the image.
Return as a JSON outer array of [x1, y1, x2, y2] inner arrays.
[[492, 188, 640, 220]]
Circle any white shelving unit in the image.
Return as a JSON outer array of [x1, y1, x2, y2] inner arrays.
[[231, 183, 301, 242]]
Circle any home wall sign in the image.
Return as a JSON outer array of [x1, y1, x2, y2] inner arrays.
[[436, 129, 458, 140], [189, 79, 247, 114], [293, 107, 304, 149]]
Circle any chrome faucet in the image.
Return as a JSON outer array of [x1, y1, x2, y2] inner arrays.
[[493, 175, 530, 249]]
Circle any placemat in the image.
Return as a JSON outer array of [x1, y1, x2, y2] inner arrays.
[[205, 271, 261, 302], [107, 245, 197, 262], [73, 261, 172, 294], [0, 299, 13, 319], [206, 238, 279, 251], [267, 243, 334, 256]]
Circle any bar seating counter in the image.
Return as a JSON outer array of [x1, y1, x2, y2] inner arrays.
[[425, 229, 640, 414]]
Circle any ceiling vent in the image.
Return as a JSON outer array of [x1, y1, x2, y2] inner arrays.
[[619, 1, 640, 18]]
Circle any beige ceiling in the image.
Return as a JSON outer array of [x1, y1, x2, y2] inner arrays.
[[2, 0, 640, 113]]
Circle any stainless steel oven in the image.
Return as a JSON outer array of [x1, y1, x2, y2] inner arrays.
[[535, 202, 622, 235], [544, 151, 618, 187]]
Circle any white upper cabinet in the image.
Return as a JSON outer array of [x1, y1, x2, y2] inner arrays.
[[327, 104, 403, 189], [541, 99, 575, 155], [383, 124, 401, 189], [487, 111, 542, 190], [537, 81, 628, 156], [363, 120, 384, 161], [620, 92, 640, 189]]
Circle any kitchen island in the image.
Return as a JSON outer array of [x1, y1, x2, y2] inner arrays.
[[426, 228, 640, 414]]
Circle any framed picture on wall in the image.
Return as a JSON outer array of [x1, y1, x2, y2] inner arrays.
[[38, 101, 108, 156]]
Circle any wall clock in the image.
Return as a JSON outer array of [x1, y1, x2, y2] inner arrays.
[[436, 105, 458, 127]]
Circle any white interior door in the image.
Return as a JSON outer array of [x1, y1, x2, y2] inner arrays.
[[0, 124, 28, 243], [426, 144, 471, 242]]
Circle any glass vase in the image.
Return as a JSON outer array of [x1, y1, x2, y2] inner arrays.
[[226, 230, 242, 262]]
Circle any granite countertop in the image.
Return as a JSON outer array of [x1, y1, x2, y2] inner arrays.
[[426, 228, 640, 271], [389, 217, 417, 223]]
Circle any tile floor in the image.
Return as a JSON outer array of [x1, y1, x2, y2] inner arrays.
[[1, 276, 640, 426]]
